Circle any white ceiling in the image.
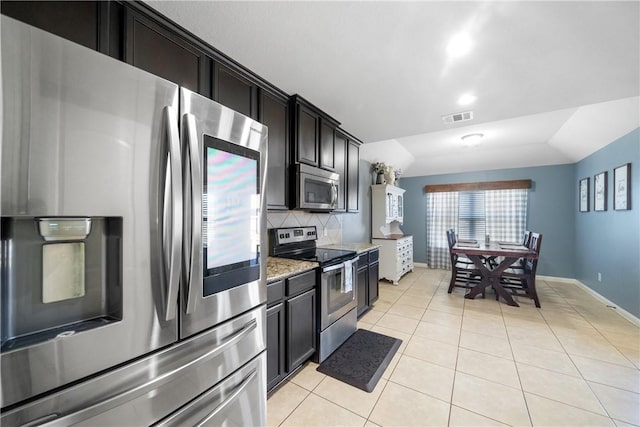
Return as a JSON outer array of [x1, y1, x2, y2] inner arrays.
[[146, 1, 640, 177]]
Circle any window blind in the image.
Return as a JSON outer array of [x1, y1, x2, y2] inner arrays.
[[457, 191, 486, 242]]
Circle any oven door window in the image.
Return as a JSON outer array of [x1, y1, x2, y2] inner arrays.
[[325, 267, 354, 313], [202, 135, 260, 296]]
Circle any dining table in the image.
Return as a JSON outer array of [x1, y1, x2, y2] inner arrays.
[[451, 240, 538, 307]]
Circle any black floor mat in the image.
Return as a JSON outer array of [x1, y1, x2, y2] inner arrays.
[[316, 329, 402, 392]]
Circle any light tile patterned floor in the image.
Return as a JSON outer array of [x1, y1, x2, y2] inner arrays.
[[267, 267, 640, 427]]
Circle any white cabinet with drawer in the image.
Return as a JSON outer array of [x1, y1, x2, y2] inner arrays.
[[372, 235, 413, 285]]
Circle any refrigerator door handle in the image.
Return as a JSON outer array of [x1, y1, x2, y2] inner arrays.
[[163, 106, 183, 321], [40, 319, 258, 427], [194, 369, 257, 427], [182, 113, 202, 315], [157, 369, 258, 427]]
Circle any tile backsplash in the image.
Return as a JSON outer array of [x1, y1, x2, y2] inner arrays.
[[267, 211, 342, 246]]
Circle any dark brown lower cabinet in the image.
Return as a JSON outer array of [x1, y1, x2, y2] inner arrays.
[[286, 289, 316, 371], [266, 302, 286, 391], [356, 249, 380, 317], [356, 253, 369, 317], [267, 270, 316, 393], [368, 259, 380, 304]]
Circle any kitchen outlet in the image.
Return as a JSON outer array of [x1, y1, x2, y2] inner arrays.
[[323, 227, 328, 237], [597, 272, 602, 282]]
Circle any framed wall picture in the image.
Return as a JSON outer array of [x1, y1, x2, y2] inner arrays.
[[594, 171, 607, 211], [613, 163, 631, 210], [579, 177, 590, 212]]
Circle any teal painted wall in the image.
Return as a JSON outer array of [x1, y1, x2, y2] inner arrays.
[[574, 128, 640, 317], [400, 164, 576, 277], [399, 128, 640, 317]]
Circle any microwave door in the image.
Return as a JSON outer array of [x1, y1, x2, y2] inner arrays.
[[296, 165, 339, 211], [179, 88, 268, 339]]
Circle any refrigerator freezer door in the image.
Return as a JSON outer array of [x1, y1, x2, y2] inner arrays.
[[179, 89, 268, 338], [1, 16, 180, 407], [0, 306, 266, 426]]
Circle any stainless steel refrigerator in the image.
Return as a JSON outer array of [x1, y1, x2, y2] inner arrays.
[[1, 16, 268, 426]]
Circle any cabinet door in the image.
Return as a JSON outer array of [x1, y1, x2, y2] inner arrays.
[[260, 91, 289, 210], [356, 266, 368, 317], [319, 120, 336, 171], [2, 1, 100, 51], [125, 8, 207, 94], [334, 132, 347, 211], [368, 262, 379, 304], [346, 140, 360, 212], [295, 104, 319, 166], [286, 289, 316, 371], [1, 1, 124, 59], [214, 63, 257, 119], [266, 303, 286, 391]]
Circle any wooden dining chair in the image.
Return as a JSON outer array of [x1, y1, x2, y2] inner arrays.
[[499, 232, 543, 307], [446, 229, 483, 295]]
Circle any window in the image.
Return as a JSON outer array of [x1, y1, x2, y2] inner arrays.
[[426, 189, 528, 269], [458, 191, 486, 242]]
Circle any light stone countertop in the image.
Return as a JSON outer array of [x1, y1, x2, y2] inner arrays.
[[371, 234, 413, 240], [267, 257, 318, 283], [318, 242, 381, 254]]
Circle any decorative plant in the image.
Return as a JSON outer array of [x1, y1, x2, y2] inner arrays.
[[394, 168, 403, 179], [372, 162, 387, 174]]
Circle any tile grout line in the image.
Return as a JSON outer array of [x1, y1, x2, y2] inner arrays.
[[533, 279, 618, 424], [447, 274, 465, 427], [499, 291, 535, 427]]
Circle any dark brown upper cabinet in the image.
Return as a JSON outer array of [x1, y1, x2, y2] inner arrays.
[[214, 63, 258, 119], [347, 139, 360, 212], [290, 95, 340, 171], [259, 89, 290, 211], [293, 100, 320, 167], [1, 1, 124, 60], [319, 120, 337, 171], [338, 129, 362, 213], [334, 131, 347, 211], [124, 7, 209, 95]]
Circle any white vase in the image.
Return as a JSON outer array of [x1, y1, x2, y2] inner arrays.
[[385, 170, 396, 185]]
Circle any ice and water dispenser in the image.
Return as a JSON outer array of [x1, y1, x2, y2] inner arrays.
[[1, 216, 123, 351]]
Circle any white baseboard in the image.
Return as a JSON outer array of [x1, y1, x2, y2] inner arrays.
[[413, 262, 429, 268], [537, 275, 576, 284], [539, 275, 640, 327]]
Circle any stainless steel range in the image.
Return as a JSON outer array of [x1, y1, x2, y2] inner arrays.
[[269, 226, 358, 363]]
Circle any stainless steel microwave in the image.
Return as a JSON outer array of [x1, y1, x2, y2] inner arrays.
[[294, 163, 339, 211]]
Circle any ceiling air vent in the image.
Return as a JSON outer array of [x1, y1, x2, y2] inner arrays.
[[442, 111, 473, 125]]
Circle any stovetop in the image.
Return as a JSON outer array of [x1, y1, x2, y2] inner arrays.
[[281, 247, 358, 265], [268, 226, 357, 266]]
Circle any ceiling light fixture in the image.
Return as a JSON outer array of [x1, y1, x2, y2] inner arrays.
[[447, 33, 473, 57], [461, 133, 483, 147], [458, 94, 477, 105]]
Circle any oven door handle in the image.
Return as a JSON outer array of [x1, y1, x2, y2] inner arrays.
[[322, 263, 345, 273], [183, 113, 201, 315]]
